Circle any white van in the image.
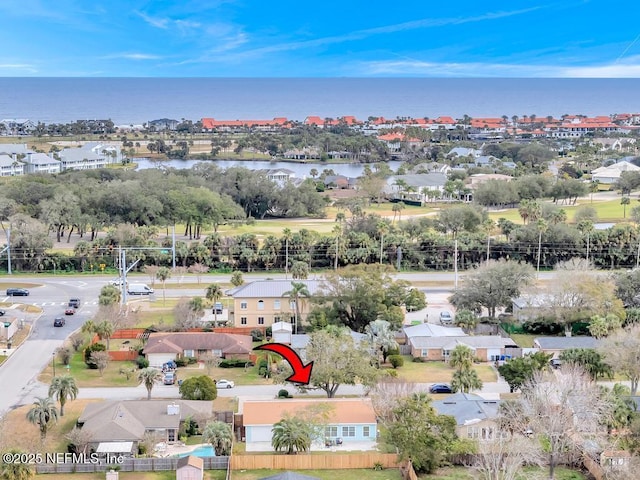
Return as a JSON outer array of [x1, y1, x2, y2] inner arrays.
[[128, 283, 154, 295]]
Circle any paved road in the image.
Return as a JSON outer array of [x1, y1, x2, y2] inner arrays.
[[0, 269, 575, 415], [0, 279, 102, 414]]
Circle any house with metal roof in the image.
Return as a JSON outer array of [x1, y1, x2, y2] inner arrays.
[[22, 152, 61, 174], [226, 280, 325, 329], [432, 393, 503, 441]]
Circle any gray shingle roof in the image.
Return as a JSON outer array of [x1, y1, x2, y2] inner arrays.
[[78, 400, 212, 443], [226, 280, 324, 298], [410, 335, 515, 350], [143, 332, 252, 355], [387, 173, 447, 188], [534, 336, 600, 350], [432, 393, 501, 425], [403, 323, 466, 339]]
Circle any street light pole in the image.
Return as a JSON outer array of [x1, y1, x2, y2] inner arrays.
[[52, 352, 56, 377]]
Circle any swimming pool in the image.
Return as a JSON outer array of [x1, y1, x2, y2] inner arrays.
[[176, 445, 215, 458]]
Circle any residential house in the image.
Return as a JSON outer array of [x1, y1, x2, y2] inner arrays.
[[286, 329, 367, 361], [241, 398, 377, 452], [432, 393, 503, 441], [533, 337, 600, 358], [384, 173, 448, 204], [77, 400, 214, 454], [447, 147, 482, 159], [0, 119, 35, 135], [226, 280, 324, 329], [410, 162, 451, 175], [512, 294, 552, 321], [147, 118, 179, 131], [143, 332, 252, 367], [201, 117, 288, 132], [57, 142, 121, 170], [0, 154, 24, 176], [22, 152, 61, 174], [283, 147, 321, 160], [467, 173, 513, 190], [409, 335, 517, 362], [258, 168, 296, 185], [591, 160, 640, 184], [323, 175, 357, 189], [272, 321, 293, 344], [176, 455, 204, 480], [403, 322, 467, 341]]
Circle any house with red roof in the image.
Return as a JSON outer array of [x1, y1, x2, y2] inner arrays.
[[201, 117, 288, 131]]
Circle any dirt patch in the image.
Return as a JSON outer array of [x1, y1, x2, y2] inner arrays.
[[1, 399, 100, 453]]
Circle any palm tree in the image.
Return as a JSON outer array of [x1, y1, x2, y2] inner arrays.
[[332, 224, 342, 270], [282, 228, 293, 277], [81, 320, 115, 350], [377, 220, 389, 264], [26, 397, 58, 442], [622, 196, 631, 218], [451, 368, 483, 393], [156, 267, 171, 306], [482, 219, 494, 263], [364, 319, 398, 364], [536, 219, 548, 278], [205, 283, 224, 327], [454, 310, 477, 335], [202, 421, 233, 456], [271, 417, 312, 454], [0, 450, 35, 480], [48, 375, 78, 416], [138, 367, 162, 400], [283, 282, 310, 334], [449, 344, 475, 370]]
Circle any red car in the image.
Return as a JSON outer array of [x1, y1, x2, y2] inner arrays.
[[64, 308, 75, 315]]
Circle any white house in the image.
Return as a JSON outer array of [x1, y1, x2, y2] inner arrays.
[[591, 160, 640, 184], [22, 152, 61, 174], [57, 142, 121, 170], [0, 154, 24, 176]]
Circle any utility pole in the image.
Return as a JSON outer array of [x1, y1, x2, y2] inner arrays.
[[334, 236, 339, 270], [454, 239, 459, 289], [172, 225, 176, 270], [6, 229, 11, 275], [396, 246, 402, 271], [285, 237, 289, 279]]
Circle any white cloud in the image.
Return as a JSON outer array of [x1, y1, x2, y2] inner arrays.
[[0, 63, 37, 73], [135, 11, 169, 29], [102, 53, 163, 60], [360, 57, 640, 78]]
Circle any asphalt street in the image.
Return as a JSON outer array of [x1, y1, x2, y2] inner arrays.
[[0, 270, 562, 414]]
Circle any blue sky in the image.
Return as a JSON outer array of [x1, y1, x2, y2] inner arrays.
[[1, 0, 639, 77]]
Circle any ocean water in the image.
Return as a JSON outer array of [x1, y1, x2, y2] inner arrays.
[[1, 78, 639, 125]]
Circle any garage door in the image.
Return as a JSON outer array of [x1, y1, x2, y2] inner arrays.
[[148, 354, 177, 367], [248, 426, 272, 443]]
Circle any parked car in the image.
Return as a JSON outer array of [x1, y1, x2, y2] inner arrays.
[[68, 298, 81, 308], [439, 311, 454, 325], [127, 283, 154, 295], [65, 308, 75, 315], [550, 358, 562, 369], [216, 379, 235, 389], [0, 309, 5, 316], [429, 383, 452, 394], [53, 317, 65, 327], [162, 361, 177, 372], [163, 372, 177, 385], [6, 288, 29, 296]]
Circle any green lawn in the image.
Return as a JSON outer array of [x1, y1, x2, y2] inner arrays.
[[40, 350, 140, 388], [488, 197, 633, 225], [509, 333, 537, 348], [232, 469, 402, 480], [391, 356, 497, 384]]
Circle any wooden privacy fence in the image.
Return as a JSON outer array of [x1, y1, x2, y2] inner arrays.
[[231, 453, 399, 470], [36, 456, 229, 474], [111, 328, 146, 339], [108, 350, 139, 361]]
